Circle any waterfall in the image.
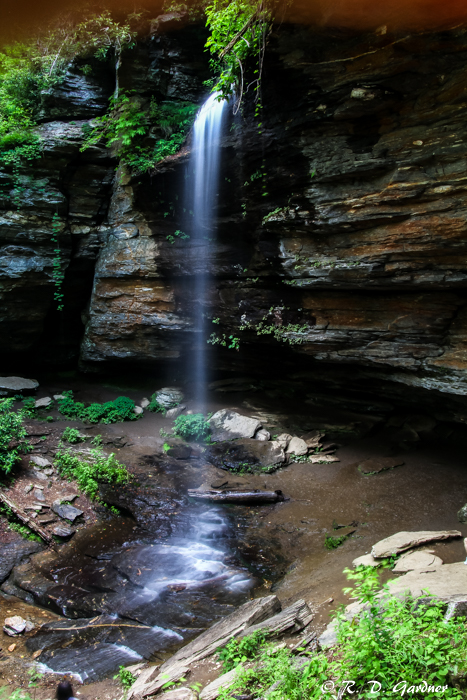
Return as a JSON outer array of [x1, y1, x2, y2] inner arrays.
[[185, 93, 227, 408]]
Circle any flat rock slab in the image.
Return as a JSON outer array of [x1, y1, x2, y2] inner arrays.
[[208, 409, 262, 442], [52, 525, 75, 538], [158, 595, 281, 673], [357, 457, 404, 475], [393, 550, 443, 573], [158, 689, 196, 700], [52, 502, 83, 522], [200, 666, 242, 700], [35, 397, 52, 409], [353, 553, 379, 567], [372, 530, 461, 558], [29, 456, 51, 468], [387, 562, 467, 600], [0, 377, 38, 396]]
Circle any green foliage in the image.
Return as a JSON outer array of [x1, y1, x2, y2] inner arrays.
[[240, 307, 309, 346], [324, 533, 348, 550], [0, 398, 30, 475], [207, 332, 240, 350], [8, 521, 41, 542], [167, 229, 190, 244], [82, 94, 198, 175], [163, 442, 171, 452], [50, 212, 65, 311], [205, 0, 272, 102], [173, 414, 210, 442], [217, 630, 269, 672], [114, 665, 136, 690], [218, 568, 467, 700], [21, 397, 36, 417], [54, 446, 130, 501], [147, 394, 165, 413], [57, 390, 138, 424], [61, 427, 86, 444], [0, 11, 139, 203]]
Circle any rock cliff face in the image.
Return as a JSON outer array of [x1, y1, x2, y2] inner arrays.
[[1, 19, 467, 417]]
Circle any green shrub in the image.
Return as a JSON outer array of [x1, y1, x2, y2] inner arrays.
[[61, 427, 86, 444], [56, 391, 138, 424], [54, 447, 130, 501], [114, 665, 136, 690], [147, 394, 165, 413], [324, 534, 347, 550], [217, 567, 467, 700], [0, 398, 30, 475], [173, 414, 210, 442], [217, 630, 269, 672]]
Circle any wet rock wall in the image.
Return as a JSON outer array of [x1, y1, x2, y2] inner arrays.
[[1, 18, 467, 415]]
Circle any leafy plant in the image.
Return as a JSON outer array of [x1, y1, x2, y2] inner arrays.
[[50, 212, 65, 311], [61, 427, 86, 444], [56, 391, 138, 424], [173, 414, 210, 442], [82, 94, 198, 175], [8, 521, 41, 542], [205, 0, 273, 105], [167, 229, 190, 244], [217, 630, 269, 672], [0, 398, 30, 475], [54, 447, 131, 501], [114, 665, 136, 690], [207, 332, 240, 350], [324, 534, 348, 550]]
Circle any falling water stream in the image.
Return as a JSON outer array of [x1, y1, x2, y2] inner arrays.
[[26, 94, 254, 683], [185, 93, 227, 408]]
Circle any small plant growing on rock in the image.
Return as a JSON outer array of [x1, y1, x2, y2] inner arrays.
[[217, 629, 269, 672], [114, 665, 136, 691], [56, 391, 138, 424], [173, 414, 210, 442], [61, 427, 86, 444], [54, 447, 130, 501]]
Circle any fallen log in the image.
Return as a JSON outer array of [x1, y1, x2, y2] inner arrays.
[[187, 489, 285, 505], [0, 492, 52, 544]]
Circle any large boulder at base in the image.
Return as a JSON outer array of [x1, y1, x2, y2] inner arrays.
[[52, 502, 83, 522], [204, 439, 285, 471], [208, 410, 261, 442], [154, 387, 184, 408], [372, 530, 461, 558], [0, 377, 39, 397], [286, 436, 308, 456]]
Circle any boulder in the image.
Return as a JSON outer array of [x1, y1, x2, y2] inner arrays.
[[357, 457, 404, 475], [52, 525, 75, 538], [134, 406, 143, 415], [52, 501, 83, 522], [286, 437, 308, 456], [0, 377, 39, 397], [208, 409, 262, 442], [33, 489, 46, 503], [166, 405, 185, 419], [53, 394, 66, 401], [3, 616, 34, 636], [255, 428, 270, 441], [204, 439, 285, 471], [404, 415, 437, 434], [153, 387, 184, 408], [140, 398, 150, 408], [167, 444, 192, 460], [276, 433, 292, 448], [392, 550, 443, 573], [29, 456, 51, 468], [35, 397, 52, 409], [372, 530, 461, 558], [458, 505, 467, 523]]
